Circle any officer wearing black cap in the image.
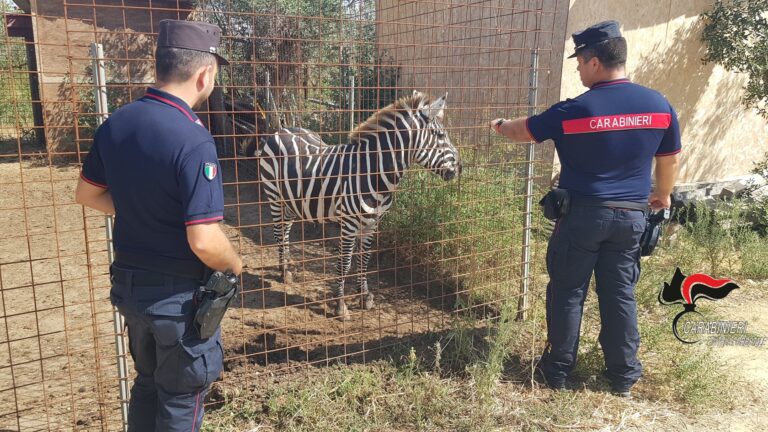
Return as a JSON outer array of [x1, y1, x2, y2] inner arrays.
[[75, 20, 241, 431], [490, 20, 681, 397]]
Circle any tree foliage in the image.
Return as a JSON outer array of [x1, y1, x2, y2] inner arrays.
[[197, 0, 399, 138], [701, 0, 768, 117], [1, 1, 35, 132]]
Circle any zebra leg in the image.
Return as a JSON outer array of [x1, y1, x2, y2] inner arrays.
[[357, 230, 376, 311], [272, 208, 295, 284], [332, 233, 356, 320]]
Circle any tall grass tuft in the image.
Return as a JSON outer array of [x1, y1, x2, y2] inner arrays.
[[739, 231, 768, 279], [382, 164, 527, 306]]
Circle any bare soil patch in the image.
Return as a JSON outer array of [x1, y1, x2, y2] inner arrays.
[[0, 160, 465, 430]]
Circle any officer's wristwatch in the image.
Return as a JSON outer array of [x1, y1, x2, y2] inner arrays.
[[494, 118, 505, 132]]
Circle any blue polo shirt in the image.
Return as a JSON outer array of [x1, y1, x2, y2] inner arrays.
[[80, 87, 224, 268], [526, 78, 681, 201]]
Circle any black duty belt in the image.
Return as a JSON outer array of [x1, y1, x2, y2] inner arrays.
[[570, 195, 648, 212], [110, 267, 181, 285], [114, 249, 210, 282]]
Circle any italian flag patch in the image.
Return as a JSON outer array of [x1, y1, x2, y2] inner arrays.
[[203, 162, 218, 181]]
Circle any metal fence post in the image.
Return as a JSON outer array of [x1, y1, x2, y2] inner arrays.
[[90, 42, 129, 431], [518, 48, 539, 321]]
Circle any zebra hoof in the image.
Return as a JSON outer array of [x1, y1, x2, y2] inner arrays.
[[334, 301, 350, 321], [281, 271, 293, 284], [362, 294, 375, 310]]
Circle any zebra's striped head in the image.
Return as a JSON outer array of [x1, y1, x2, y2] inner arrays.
[[412, 91, 461, 181]]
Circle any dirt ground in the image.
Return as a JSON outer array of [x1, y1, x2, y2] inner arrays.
[[0, 159, 467, 431], [213, 159, 470, 402], [673, 280, 768, 431], [606, 280, 768, 432], [2, 158, 767, 431], [0, 159, 122, 431]]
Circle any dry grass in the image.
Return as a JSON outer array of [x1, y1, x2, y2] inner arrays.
[[203, 199, 768, 431]]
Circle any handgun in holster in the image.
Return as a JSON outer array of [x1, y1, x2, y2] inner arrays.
[[539, 188, 571, 221], [194, 271, 239, 339], [639, 208, 670, 256]]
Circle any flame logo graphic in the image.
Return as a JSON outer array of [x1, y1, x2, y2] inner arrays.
[[658, 268, 739, 343]]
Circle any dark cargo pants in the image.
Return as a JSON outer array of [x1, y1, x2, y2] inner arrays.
[[537, 205, 646, 389], [109, 265, 224, 432]]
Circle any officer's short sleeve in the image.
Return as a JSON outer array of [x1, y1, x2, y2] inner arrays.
[[656, 104, 682, 156], [178, 140, 224, 226], [525, 100, 571, 143], [80, 132, 108, 188]]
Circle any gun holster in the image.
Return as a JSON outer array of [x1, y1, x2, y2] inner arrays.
[[194, 271, 239, 339], [539, 188, 571, 221], [639, 208, 670, 257]]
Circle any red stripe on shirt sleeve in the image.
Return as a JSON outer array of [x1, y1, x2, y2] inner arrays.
[[80, 172, 107, 189], [524, 117, 539, 143], [185, 216, 224, 226], [655, 149, 682, 157]]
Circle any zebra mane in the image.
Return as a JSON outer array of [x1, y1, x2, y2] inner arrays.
[[348, 92, 430, 144]]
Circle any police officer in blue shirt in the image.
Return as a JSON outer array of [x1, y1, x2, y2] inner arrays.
[[75, 20, 242, 431], [490, 20, 681, 397]]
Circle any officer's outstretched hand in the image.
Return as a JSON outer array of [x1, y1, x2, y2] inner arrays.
[[489, 118, 506, 134], [648, 192, 671, 211]]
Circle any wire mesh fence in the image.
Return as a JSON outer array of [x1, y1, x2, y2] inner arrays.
[[0, 0, 566, 430]]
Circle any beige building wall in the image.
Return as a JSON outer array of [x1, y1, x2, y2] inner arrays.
[[558, 0, 768, 184]]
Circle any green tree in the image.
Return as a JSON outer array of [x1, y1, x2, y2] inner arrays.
[[0, 1, 35, 140], [701, 0, 768, 117], [198, 0, 398, 139]]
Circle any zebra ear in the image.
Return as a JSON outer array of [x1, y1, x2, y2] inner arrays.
[[422, 94, 447, 120]]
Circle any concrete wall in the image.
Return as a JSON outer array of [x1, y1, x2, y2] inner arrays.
[[376, 0, 570, 174], [559, 0, 768, 184]]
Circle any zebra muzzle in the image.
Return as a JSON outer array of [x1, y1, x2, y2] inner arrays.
[[442, 163, 461, 181]]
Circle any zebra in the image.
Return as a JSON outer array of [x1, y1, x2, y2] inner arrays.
[[255, 91, 461, 320]]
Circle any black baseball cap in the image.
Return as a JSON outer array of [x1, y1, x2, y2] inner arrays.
[[568, 20, 622, 59], [157, 19, 229, 65]]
